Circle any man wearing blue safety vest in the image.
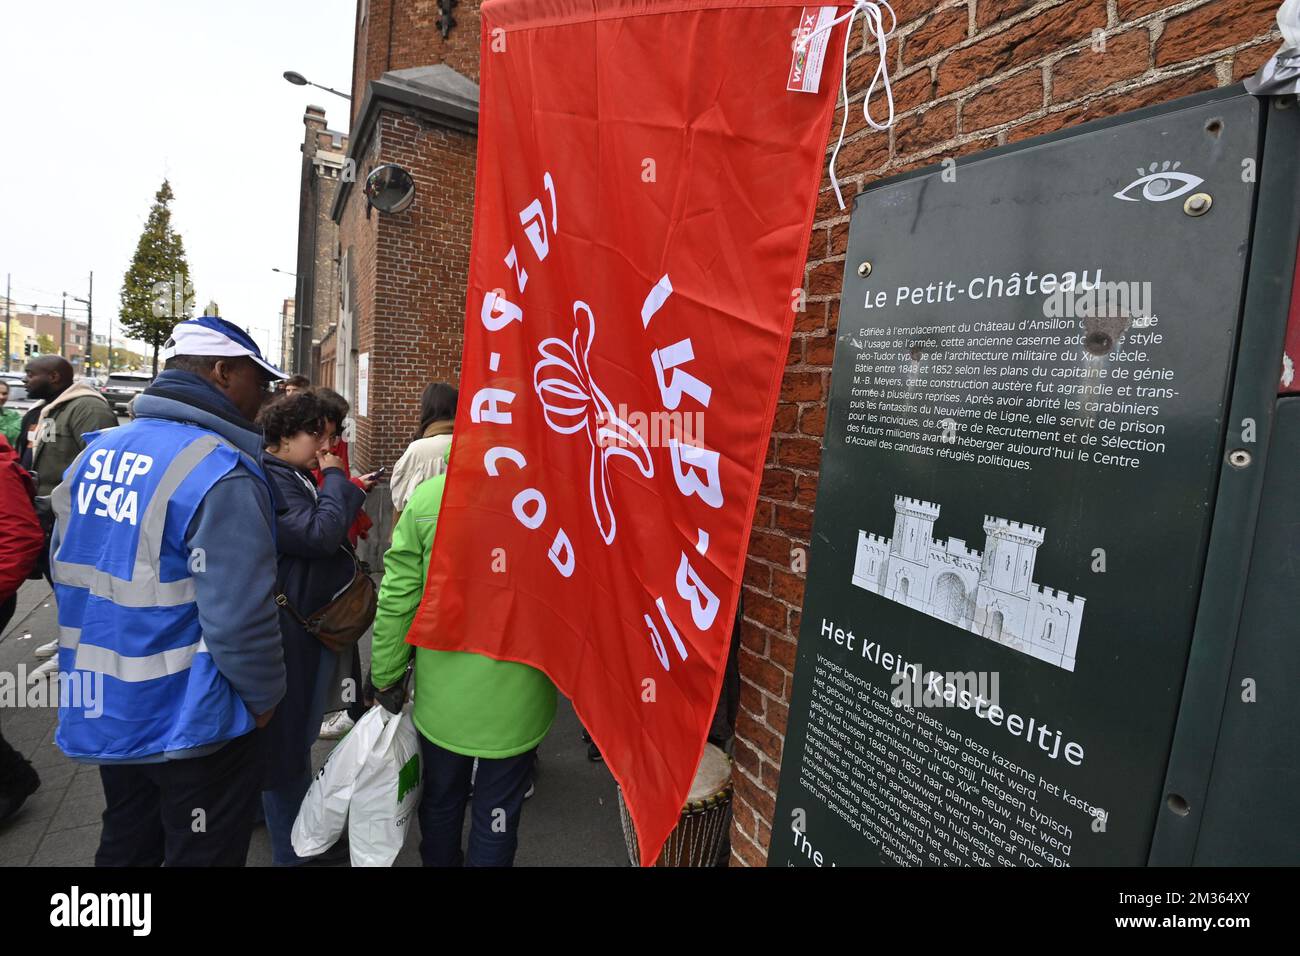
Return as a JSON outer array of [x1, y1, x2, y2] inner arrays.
[[50, 316, 289, 866]]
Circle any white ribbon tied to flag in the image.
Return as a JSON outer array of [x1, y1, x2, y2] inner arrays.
[[798, 0, 898, 210]]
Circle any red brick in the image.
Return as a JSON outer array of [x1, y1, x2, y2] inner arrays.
[[1082, 66, 1218, 120], [771, 568, 806, 605], [773, 402, 798, 433], [815, 185, 853, 220], [795, 472, 820, 507], [775, 503, 814, 539], [738, 678, 767, 718], [834, 130, 891, 177], [893, 0, 949, 27], [759, 467, 796, 502], [733, 766, 778, 821], [799, 403, 828, 437], [903, 6, 970, 67], [805, 336, 837, 368], [792, 300, 825, 333], [745, 593, 789, 631], [728, 822, 764, 868], [777, 437, 823, 469], [733, 738, 763, 781], [786, 336, 803, 366], [779, 371, 824, 402], [1006, 103, 1090, 143], [760, 760, 782, 793], [830, 220, 851, 256], [806, 224, 829, 259], [729, 826, 765, 866], [1116, 0, 1173, 21], [739, 617, 768, 654], [1234, 40, 1283, 82], [806, 259, 846, 296], [748, 530, 796, 565], [976, 0, 1038, 30], [743, 557, 771, 590], [963, 68, 1043, 131], [892, 64, 940, 113], [769, 634, 798, 671], [937, 0, 1107, 96], [1155, 0, 1277, 67], [766, 698, 791, 735], [895, 101, 959, 155], [1051, 28, 1150, 103], [752, 498, 774, 529], [737, 701, 784, 753]]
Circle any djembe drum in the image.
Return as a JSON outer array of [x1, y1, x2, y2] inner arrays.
[[618, 743, 733, 867]]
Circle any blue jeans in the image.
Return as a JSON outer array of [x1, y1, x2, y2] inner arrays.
[[262, 769, 314, 866], [417, 736, 536, 867]]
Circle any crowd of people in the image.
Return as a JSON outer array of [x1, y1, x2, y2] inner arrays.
[[0, 315, 563, 867]]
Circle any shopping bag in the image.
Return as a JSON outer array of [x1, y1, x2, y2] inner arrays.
[[291, 704, 388, 858], [347, 704, 422, 867]]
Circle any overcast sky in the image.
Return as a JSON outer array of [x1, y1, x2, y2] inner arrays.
[[0, 0, 357, 367]]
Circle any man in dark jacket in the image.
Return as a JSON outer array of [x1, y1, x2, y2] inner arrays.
[[24, 355, 118, 497]]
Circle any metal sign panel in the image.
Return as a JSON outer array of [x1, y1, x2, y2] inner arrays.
[[770, 89, 1270, 867]]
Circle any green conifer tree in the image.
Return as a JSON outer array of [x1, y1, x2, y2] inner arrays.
[[119, 180, 194, 375]]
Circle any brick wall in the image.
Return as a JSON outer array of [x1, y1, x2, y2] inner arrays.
[[347, 111, 477, 472], [350, 0, 482, 129], [728, 0, 1285, 867], [340, 0, 482, 472]]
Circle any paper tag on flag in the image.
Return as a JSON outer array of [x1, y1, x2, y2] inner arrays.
[[788, 6, 837, 93]]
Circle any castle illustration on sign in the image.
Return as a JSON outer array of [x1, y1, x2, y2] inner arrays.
[[851, 495, 1085, 672]]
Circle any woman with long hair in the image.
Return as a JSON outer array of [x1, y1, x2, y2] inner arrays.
[[389, 382, 457, 518]]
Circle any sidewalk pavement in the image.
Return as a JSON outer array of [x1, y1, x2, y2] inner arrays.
[[0, 578, 629, 867]]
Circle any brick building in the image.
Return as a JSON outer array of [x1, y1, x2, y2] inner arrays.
[[289, 106, 348, 379], [324, 0, 1285, 866], [279, 298, 295, 371], [331, 0, 481, 472], [10, 308, 89, 369]]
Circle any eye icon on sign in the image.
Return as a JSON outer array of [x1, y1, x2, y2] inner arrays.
[[1113, 161, 1203, 202]]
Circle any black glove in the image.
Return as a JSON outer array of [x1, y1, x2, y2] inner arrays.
[[366, 670, 407, 715]]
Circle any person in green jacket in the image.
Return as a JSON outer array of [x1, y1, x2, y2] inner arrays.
[[0, 380, 22, 446], [368, 450, 556, 867]]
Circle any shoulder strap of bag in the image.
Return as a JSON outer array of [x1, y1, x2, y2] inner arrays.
[[274, 544, 369, 633]]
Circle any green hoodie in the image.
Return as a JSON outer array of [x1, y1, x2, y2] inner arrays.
[[370, 467, 556, 758]]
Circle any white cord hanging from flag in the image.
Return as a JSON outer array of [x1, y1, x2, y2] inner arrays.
[[797, 1, 898, 210]]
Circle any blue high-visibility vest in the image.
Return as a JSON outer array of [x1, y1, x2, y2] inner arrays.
[[51, 417, 267, 761]]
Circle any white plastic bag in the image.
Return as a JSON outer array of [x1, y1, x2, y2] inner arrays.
[[347, 704, 423, 867], [291, 705, 388, 858]]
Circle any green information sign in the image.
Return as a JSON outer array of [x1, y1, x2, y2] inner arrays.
[[770, 87, 1288, 867]]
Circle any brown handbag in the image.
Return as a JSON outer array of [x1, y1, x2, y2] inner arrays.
[[276, 548, 378, 653]]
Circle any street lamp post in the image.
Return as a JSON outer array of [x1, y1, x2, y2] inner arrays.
[[282, 71, 351, 102]]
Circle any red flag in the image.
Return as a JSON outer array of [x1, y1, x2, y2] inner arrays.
[[410, 0, 850, 864]]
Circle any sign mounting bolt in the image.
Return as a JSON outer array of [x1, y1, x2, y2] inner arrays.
[[857, 261, 873, 278], [1227, 448, 1252, 469], [1183, 193, 1212, 217]]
